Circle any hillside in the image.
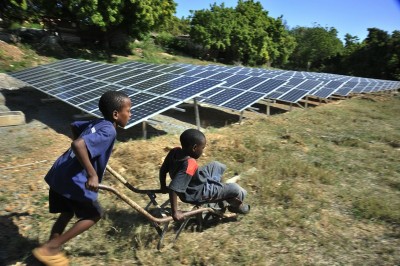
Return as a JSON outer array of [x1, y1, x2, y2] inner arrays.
[[0, 85, 399, 265]]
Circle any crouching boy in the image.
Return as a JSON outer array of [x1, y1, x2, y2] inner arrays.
[[159, 129, 250, 221]]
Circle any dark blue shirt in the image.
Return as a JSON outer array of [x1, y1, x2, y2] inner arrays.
[[45, 119, 116, 202]]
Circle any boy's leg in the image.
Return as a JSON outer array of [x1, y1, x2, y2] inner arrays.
[[38, 216, 100, 256], [199, 161, 226, 182], [37, 191, 103, 255], [205, 182, 247, 207], [49, 212, 74, 240]]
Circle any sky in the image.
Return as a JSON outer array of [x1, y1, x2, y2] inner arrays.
[[174, 0, 400, 42]]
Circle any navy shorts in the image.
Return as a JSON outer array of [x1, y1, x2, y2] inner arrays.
[[49, 189, 103, 219]]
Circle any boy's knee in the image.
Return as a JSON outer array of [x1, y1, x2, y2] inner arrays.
[[214, 161, 226, 171]]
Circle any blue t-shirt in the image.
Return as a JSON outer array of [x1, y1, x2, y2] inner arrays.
[[45, 119, 116, 202]]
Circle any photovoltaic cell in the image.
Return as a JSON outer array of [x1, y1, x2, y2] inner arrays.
[[56, 81, 108, 100], [207, 72, 233, 80], [102, 69, 148, 83], [279, 89, 310, 103], [221, 91, 265, 111], [132, 73, 180, 91], [250, 79, 286, 94], [232, 77, 268, 90], [203, 88, 243, 105], [166, 79, 222, 100], [48, 79, 94, 96], [147, 76, 198, 95], [223, 74, 251, 87], [116, 71, 163, 86], [180, 69, 207, 76]]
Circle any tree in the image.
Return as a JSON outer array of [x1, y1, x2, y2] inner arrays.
[[157, 16, 191, 36], [190, 3, 236, 61], [0, 0, 39, 28], [189, 0, 295, 66], [287, 24, 344, 71], [2, 0, 176, 46], [387, 30, 400, 80]]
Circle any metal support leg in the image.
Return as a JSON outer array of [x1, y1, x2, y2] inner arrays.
[[194, 98, 201, 130], [142, 121, 147, 139], [157, 222, 170, 250]]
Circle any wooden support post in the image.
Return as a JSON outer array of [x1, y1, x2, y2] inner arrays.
[[305, 96, 309, 109], [289, 103, 293, 111], [239, 111, 244, 124], [266, 102, 270, 116], [142, 121, 147, 140], [193, 98, 201, 130]]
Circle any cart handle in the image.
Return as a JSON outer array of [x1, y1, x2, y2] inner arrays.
[[98, 184, 216, 224], [106, 165, 163, 194]]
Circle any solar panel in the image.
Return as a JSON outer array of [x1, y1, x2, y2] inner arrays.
[[116, 71, 164, 86], [250, 79, 286, 94], [9, 58, 226, 128], [221, 91, 265, 111], [132, 73, 181, 91], [10, 58, 400, 129], [147, 76, 198, 95], [166, 79, 222, 100], [202, 88, 243, 105], [232, 77, 269, 90], [223, 74, 252, 87]]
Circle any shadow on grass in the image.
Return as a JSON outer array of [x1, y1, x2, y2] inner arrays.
[[0, 212, 42, 265], [104, 207, 239, 249]]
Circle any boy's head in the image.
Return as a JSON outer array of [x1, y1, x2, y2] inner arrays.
[[180, 129, 206, 159], [98, 91, 131, 127]]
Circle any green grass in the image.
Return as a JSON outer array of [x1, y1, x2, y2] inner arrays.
[[91, 93, 400, 265]]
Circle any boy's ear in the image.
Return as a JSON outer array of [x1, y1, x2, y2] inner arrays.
[[112, 110, 118, 120], [192, 143, 197, 151]]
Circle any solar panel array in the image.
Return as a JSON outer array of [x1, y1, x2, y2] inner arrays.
[[9, 59, 224, 128], [10, 58, 400, 128], [120, 61, 400, 111]]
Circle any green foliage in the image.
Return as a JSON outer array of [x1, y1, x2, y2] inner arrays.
[[157, 16, 190, 35], [154, 31, 175, 48], [286, 24, 344, 71], [323, 28, 400, 80], [189, 0, 295, 66], [5, 0, 176, 45]]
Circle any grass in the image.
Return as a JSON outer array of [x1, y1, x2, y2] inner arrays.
[[89, 92, 400, 265]]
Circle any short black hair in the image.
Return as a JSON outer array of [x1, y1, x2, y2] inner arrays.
[[180, 129, 206, 148], [98, 91, 129, 120]]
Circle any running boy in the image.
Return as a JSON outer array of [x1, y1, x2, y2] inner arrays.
[[159, 128, 250, 222], [32, 91, 131, 265]]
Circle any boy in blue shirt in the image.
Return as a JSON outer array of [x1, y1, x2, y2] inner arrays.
[[32, 91, 131, 266], [159, 129, 250, 222]]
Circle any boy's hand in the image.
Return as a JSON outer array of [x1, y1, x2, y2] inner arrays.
[[86, 175, 99, 192], [172, 210, 185, 222]]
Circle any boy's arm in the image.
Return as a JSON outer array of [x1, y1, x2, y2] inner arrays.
[[71, 138, 99, 191], [70, 124, 80, 140], [169, 190, 184, 221], [159, 162, 168, 193]]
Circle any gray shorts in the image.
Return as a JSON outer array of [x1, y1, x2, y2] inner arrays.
[[200, 161, 247, 207]]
